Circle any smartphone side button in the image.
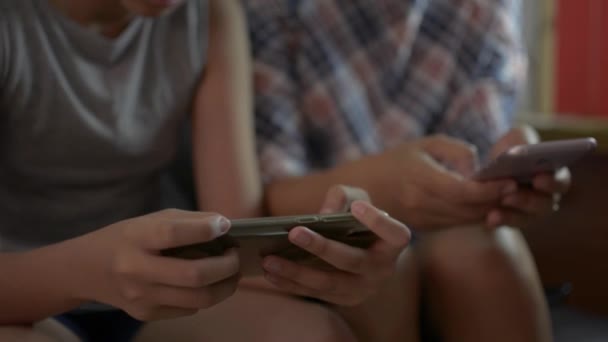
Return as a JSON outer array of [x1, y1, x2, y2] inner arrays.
[[320, 216, 346, 223], [297, 217, 320, 224]]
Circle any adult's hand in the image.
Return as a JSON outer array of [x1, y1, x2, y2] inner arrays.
[[485, 126, 571, 228], [369, 135, 516, 230]]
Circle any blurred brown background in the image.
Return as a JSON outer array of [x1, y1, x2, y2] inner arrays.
[[521, 0, 608, 319], [523, 123, 608, 315]]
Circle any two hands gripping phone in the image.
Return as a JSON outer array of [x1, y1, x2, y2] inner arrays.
[[164, 137, 597, 276], [162, 212, 376, 276]]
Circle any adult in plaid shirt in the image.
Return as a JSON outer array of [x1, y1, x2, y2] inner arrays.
[[239, 0, 569, 341]]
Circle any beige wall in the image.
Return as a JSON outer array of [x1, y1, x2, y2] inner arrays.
[[520, 0, 555, 116]]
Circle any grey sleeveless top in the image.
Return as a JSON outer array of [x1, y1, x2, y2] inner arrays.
[[0, 0, 208, 251]]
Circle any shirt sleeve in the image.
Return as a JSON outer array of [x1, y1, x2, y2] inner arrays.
[[432, 0, 526, 159], [245, 2, 310, 183]]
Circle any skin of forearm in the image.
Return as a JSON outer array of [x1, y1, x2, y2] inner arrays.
[[193, 0, 262, 219], [0, 239, 87, 324]]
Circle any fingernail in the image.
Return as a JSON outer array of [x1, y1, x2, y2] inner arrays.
[[212, 216, 231, 235], [351, 201, 367, 216], [264, 259, 282, 273], [293, 230, 312, 247], [503, 182, 518, 195]]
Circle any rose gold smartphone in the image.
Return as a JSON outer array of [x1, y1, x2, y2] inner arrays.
[[162, 213, 377, 276], [473, 137, 597, 182]]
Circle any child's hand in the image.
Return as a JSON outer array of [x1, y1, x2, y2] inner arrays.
[[77, 209, 240, 321], [262, 186, 411, 306]]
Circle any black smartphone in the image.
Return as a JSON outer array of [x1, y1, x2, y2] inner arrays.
[[162, 212, 377, 276]]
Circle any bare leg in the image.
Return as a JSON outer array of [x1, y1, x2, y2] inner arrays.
[[419, 226, 552, 342], [335, 249, 420, 342], [0, 320, 80, 342], [135, 286, 356, 342], [136, 249, 420, 342]]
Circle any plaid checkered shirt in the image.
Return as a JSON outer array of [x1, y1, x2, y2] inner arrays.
[[245, 0, 527, 183]]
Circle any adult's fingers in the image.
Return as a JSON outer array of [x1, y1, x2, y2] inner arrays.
[[418, 135, 480, 177], [488, 125, 540, 160], [485, 209, 532, 230], [501, 190, 553, 216], [423, 163, 515, 205], [319, 185, 370, 214], [533, 168, 571, 195], [415, 187, 494, 224]]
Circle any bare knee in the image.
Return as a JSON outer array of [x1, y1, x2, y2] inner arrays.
[[419, 227, 551, 342], [136, 287, 358, 342], [421, 226, 531, 292]]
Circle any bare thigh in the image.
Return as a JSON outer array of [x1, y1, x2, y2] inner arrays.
[[418, 225, 551, 342], [135, 285, 357, 342], [136, 249, 420, 342], [337, 248, 421, 342], [0, 320, 80, 342]]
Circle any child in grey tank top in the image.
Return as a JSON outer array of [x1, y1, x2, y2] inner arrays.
[[0, 0, 208, 251], [0, 0, 263, 339], [0, 1, 413, 341]]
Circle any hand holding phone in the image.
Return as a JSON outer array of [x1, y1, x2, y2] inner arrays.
[[473, 137, 597, 183], [261, 200, 411, 306], [474, 137, 596, 228], [165, 185, 412, 306], [162, 212, 378, 276]]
